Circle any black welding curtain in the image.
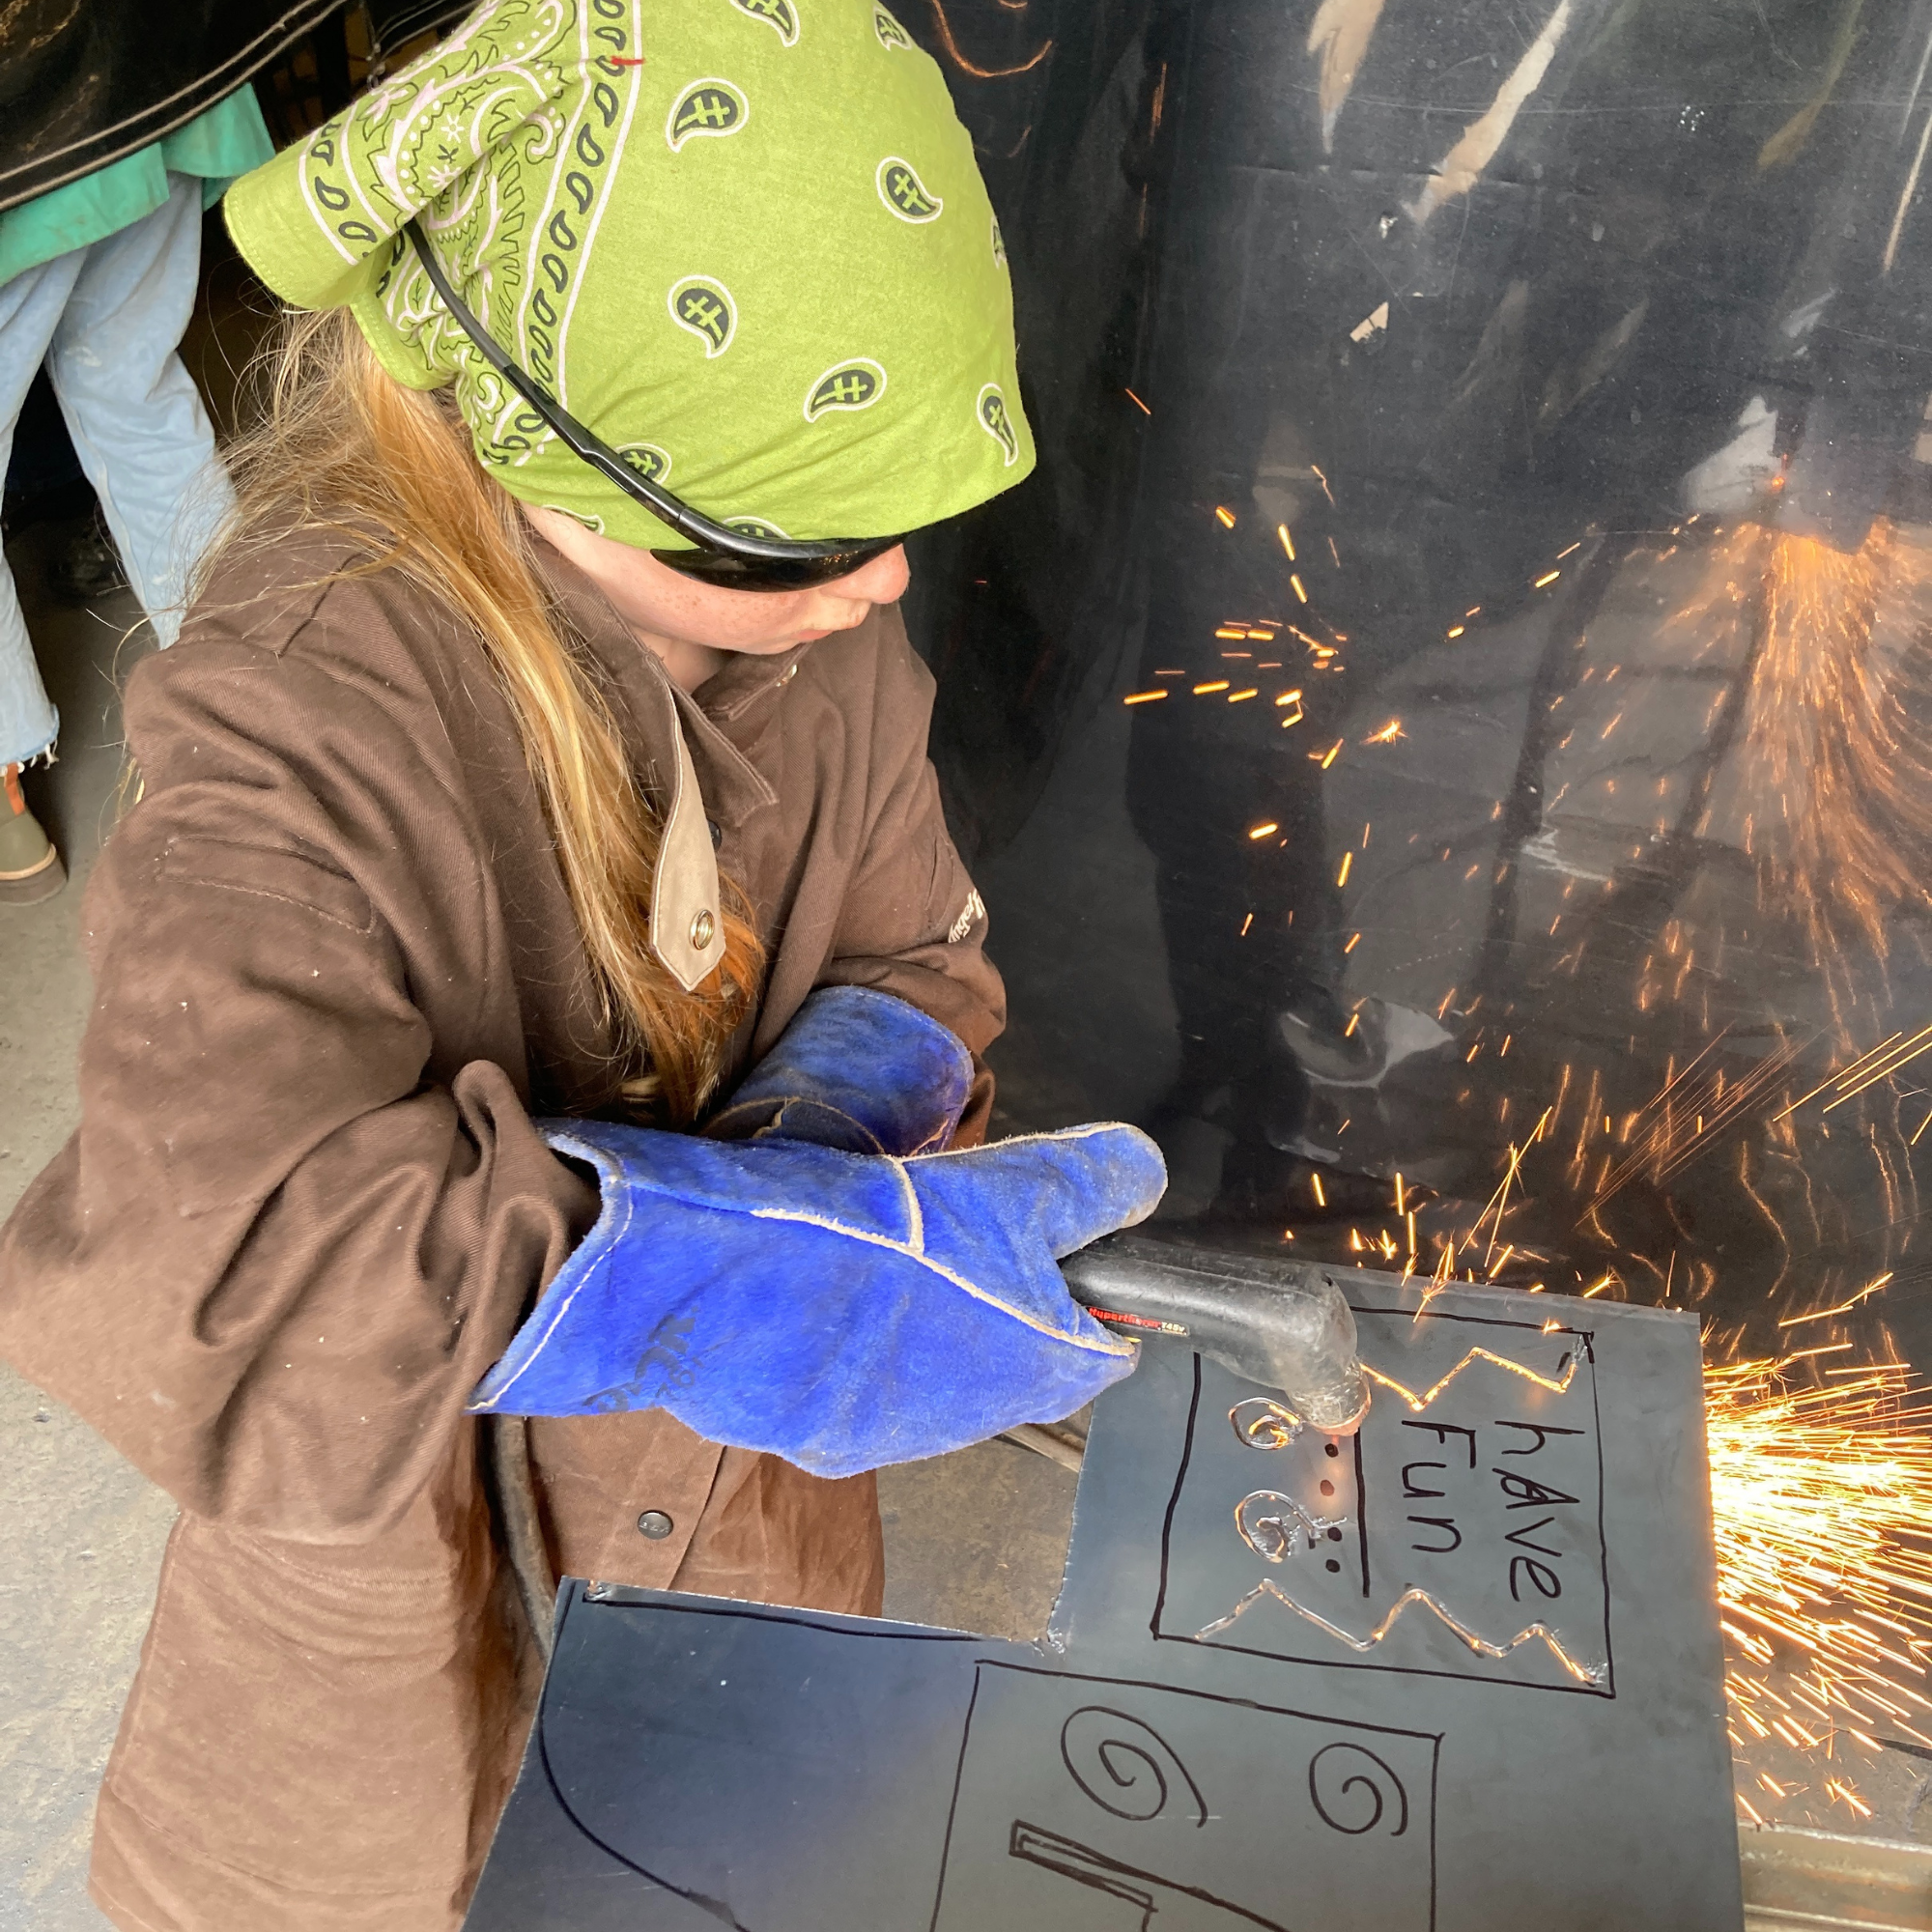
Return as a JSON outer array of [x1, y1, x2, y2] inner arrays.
[[0, 0, 344, 213]]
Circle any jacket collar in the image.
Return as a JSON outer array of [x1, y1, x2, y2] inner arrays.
[[527, 535, 781, 831]]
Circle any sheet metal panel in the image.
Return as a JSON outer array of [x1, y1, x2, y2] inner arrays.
[[465, 1271, 1737, 1931], [895, 0, 1932, 1840]]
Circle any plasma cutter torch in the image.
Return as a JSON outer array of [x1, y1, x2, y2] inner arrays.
[[1061, 1233, 1370, 1435]]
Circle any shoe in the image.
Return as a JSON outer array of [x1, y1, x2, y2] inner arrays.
[[1273, 991, 1453, 1089], [0, 763, 65, 904], [1275, 986, 1385, 1084], [44, 515, 127, 603]]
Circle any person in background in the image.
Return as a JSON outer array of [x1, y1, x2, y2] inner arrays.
[[0, 85, 271, 902], [0, 6, 1163, 1926]]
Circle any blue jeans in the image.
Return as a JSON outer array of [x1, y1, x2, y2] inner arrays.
[[0, 177, 234, 767]]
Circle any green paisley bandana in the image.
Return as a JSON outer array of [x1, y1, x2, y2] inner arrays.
[[224, 0, 1034, 550]]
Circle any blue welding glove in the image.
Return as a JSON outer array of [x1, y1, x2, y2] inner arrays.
[[704, 985, 972, 1156], [467, 1120, 1165, 1477]]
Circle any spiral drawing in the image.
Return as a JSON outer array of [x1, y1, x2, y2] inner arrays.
[[1308, 1742, 1410, 1836], [1059, 1707, 1208, 1827]]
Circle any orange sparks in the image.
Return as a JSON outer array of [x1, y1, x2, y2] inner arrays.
[[1446, 625, 1465, 639], [1193, 679, 1231, 695], [1823, 1025, 1932, 1112], [1779, 1025, 1932, 1120], [1534, 569, 1561, 588], [1290, 574, 1309, 604], [1228, 688, 1259, 703], [1214, 626, 1248, 639], [1336, 851, 1353, 887], [1310, 739, 1344, 769], [1122, 689, 1168, 705], [1362, 719, 1406, 745], [1248, 821, 1279, 840], [1277, 524, 1296, 561], [1778, 1275, 1894, 1328], [1707, 1356, 1932, 1759], [1713, 524, 1932, 978], [1215, 505, 1236, 528], [1311, 1173, 1326, 1208], [1124, 386, 1151, 415]]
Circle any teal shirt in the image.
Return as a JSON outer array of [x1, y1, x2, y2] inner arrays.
[[0, 90, 275, 288]]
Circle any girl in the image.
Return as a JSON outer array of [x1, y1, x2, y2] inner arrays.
[[0, 5, 1160, 1926]]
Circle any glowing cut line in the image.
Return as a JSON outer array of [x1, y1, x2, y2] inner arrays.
[[1194, 1579, 1607, 1687], [1361, 1346, 1580, 1411], [1208, 1343, 1598, 1684]]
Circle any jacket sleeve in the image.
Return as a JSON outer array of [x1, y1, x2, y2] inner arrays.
[[0, 639, 597, 1544], [814, 608, 1007, 1145]]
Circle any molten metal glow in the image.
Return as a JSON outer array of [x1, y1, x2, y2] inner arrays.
[[1362, 1345, 1580, 1411]]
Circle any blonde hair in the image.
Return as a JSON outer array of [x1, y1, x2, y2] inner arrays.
[[205, 307, 762, 1122]]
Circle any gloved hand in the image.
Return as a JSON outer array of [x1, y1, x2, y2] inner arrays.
[[704, 984, 972, 1156], [468, 1119, 1166, 1476]]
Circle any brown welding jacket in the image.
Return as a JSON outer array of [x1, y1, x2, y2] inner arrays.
[[0, 528, 1004, 1930]]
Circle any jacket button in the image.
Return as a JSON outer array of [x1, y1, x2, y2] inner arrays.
[[779, 663, 798, 684], [689, 908, 716, 950], [637, 1510, 674, 1540]]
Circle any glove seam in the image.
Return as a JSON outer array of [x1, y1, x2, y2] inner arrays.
[[887, 1155, 924, 1251], [470, 1129, 639, 1410], [912, 1122, 1138, 1166], [745, 1206, 1135, 1356]]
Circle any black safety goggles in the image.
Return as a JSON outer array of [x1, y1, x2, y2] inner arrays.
[[404, 222, 904, 592]]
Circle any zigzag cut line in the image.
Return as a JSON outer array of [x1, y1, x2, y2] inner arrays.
[[1193, 1578, 1607, 1687], [1361, 1345, 1581, 1412]]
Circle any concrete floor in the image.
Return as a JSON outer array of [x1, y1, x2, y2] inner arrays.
[[0, 512, 1076, 1925], [0, 528, 174, 1932]]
